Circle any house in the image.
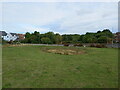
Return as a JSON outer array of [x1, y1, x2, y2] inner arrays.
[[113, 32, 120, 43], [0, 31, 19, 41], [17, 34, 25, 41], [10, 33, 19, 41], [0, 31, 7, 38], [0, 31, 8, 40]]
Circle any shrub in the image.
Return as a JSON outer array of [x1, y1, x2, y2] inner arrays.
[[64, 43, 69, 46], [96, 44, 107, 48], [74, 43, 83, 47], [90, 44, 96, 47], [90, 43, 107, 48], [95, 44, 102, 48]]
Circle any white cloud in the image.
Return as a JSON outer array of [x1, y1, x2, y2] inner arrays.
[[24, 26, 50, 33], [24, 25, 62, 34], [2, 2, 118, 34], [2, 3, 65, 25], [1, 0, 119, 2], [58, 2, 118, 34]]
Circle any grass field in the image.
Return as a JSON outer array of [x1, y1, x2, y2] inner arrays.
[[2, 45, 118, 88]]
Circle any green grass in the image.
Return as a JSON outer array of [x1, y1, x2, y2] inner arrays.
[[2, 45, 118, 88]]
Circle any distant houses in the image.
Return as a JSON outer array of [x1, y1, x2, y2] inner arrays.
[[17, 34, 25, 41], [0, 31, 25, 41], [113, 32, 120, 43]]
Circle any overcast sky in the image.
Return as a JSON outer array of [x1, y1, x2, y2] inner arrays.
[[1, 2, 118, 34]]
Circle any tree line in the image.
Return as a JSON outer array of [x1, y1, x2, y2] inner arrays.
[[21, 29, 114, 44]]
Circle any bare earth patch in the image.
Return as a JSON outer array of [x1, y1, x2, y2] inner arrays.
[[45, 49, 85, 55]]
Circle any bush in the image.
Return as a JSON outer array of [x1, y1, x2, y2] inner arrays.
[[74, 43, 83, 47], [90, 44, 107, 48], [16, 42, 21, 44], [90, 44, 96, 47], [101, 44, 107, 48], [96, 44, 107, 48], [64, 43, 69, 46], [95, 44, 102, 48]]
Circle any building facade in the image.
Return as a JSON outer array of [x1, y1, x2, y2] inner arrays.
[[0, 31, 19, 41]]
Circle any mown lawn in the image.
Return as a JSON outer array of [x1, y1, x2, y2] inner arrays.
[[2, 45, 118, 88]]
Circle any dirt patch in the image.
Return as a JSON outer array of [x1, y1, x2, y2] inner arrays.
[[2, 44, 31, 47], [45, 49, 85, 55]]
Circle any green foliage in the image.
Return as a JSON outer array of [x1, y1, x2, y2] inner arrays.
[[80, 33, 97, 43], [71, 34, 80, 43], [78, 35, 84, 43], [78, 29, 113, 43], [33, 31, 40, 36], [25, 32, 31, 38], [22, 29, 114, 44], [41, 37, 52, 44], [62, 34, 73, 42], [55, 33, 62, 44], [97, 36, 107, 43], [44, 32, 55, 44]]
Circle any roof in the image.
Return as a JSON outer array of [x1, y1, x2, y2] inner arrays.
[[17, 34, 25, 40], [10, 33, 18, 36], [116, 32, 120, 35], [0, 31, 7, 36], [17, 34, 25, 36]]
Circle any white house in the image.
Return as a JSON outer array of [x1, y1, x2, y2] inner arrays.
[[0, 31, 19, 41], [10, 33, 19, 41]]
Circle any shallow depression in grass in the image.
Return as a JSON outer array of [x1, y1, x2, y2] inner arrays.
[[42, 47, 86, 55]]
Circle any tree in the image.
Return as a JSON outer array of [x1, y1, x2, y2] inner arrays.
[[33, 31, 40, 36], [97, 31, 101, 33], [55, 33, 62, 44], [62, 34, 73, 43], [25, 32, 31, 38], [96, 29, 113, 43], [44, 32, 56, 44], [29, 35, 38, 43], [78, 35, 84, 43], [87, 36, 97, 43], [97, 36, 107, 43], [21, 29, 114, 44], [41, 37, 52, 44], [71, 34, 80, 43], [81, 32, 97, 43], [102, 29, 113, 38]]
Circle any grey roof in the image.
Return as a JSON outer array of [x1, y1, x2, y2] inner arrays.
[[0, 31, 7, 36], [10, 33, 18, 36]]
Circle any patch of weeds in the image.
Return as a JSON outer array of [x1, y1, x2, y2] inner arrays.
[[53, 74, 56, 77], [106, 67, 112, 73], [57, 79, 65, 85], [75, 66, 81, 72], [3, 83, 12, 88], [43, 71, 48, 74], [76, 66, 81, 70]]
